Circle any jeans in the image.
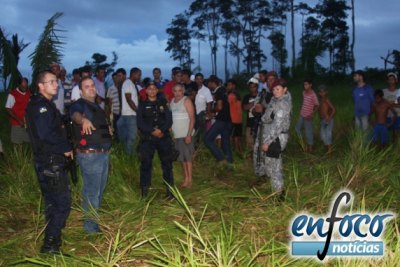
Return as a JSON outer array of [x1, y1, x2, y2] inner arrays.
[[117, 115, 137, 155], [77, 152, 109, 233], [295, 116, 314, 145], [204, 120, 233, 163], [355, 115, 369, 131], [320, 119, 334, 145]]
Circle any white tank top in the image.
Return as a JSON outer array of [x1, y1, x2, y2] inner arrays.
[[170, 96, 191, 138]]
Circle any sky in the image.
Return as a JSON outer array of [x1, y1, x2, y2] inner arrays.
[[1, 0, 400, 81]]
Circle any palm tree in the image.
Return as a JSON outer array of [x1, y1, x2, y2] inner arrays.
[[0, 29, 26, 91], [29, 12, 65, 90]]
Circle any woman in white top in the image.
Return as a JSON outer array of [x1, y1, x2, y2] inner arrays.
[[170, 84, 196, 188]]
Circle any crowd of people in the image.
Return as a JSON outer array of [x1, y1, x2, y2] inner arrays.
[[3, 62, 399, 254]]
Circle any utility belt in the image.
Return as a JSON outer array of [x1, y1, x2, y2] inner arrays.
[[36, 153, 70, 192]]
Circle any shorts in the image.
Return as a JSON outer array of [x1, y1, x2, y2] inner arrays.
[[231, 123, 243, 137], [386, 117, 400, 130], [11, 125, 30, 144], [175, 138, 195, 162], [371, 123, 389, 145]]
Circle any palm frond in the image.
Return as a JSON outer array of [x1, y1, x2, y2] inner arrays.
[[29, 12, 66, 90], [0, 28, 21, 91]]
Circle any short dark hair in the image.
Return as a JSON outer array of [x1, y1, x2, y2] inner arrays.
[[79, 76, 93, 90], [130, 67, 141, 76], [116, 68, 126, 76], [182, 69, 191, 76], [208, 75, 220, 85], [226, 79, 236, 86], [374, 89, 383, 98], [153, 67, 161, 73], [259, 69, 268, 75], [95, 66, 105, 73], [195, 73, 204, 79], [36, 70, 53, 85], [80, 65, 92, 76], [72, 68, 79, 75]]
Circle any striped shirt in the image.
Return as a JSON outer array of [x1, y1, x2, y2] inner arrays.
[[300, 90, 319, 118], [106, 85, 120, 114]]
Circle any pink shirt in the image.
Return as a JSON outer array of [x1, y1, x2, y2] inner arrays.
[[300, 90, 319, 118]]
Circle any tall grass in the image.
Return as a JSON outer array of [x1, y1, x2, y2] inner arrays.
[[0, 84, 399, 266]]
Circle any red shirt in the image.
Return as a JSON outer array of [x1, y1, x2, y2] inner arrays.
[[228, 92, 242, 123], [9, 89, 31, 125], [163, 80, 176, 102]]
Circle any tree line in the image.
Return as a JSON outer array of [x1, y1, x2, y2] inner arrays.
[[164, 0, 398, 80]]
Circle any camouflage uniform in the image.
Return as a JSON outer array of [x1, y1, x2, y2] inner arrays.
[[253, 92, 292, 192]]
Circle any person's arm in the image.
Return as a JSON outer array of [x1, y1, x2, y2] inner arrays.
[[71, 112, 96, 135], [262, 102, 291, 151], [184, 98, 196, 144], [326, 99, 336, 122], [125, 93, 137, 111], [387, 103, 397, 128], [369, 103, 376, 125], [6, 108, 24, 126]]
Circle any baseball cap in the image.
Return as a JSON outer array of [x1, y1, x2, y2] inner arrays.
[[247, 77, 259, 84], [387, 72, 398, 81]]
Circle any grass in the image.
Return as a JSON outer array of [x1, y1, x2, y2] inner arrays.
[[0, 83, 399, 266]]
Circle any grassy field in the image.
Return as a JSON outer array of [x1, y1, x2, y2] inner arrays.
[[0, 81, 399, 266]]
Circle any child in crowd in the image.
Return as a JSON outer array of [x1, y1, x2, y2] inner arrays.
[[318, 85, 336, 155], [226, 79, 243, 154], [370, 89, 397, 148], [295, 80, 319, 152]]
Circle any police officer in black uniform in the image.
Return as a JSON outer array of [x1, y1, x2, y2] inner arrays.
[[137, 82, 175, 199], [25, 70, 73, 254]]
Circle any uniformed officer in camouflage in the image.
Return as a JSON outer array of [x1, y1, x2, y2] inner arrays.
[[137, 82, 175, 199], [25, 70, 73, 253], [253, 79, 292, 199]]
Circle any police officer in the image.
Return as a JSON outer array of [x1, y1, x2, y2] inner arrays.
[[137, 82, 175, 199], [25, 70, 73, 254]]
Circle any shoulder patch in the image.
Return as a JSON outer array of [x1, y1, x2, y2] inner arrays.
[[39, 107, 48, 113]]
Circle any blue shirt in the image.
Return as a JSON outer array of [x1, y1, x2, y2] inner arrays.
[[352, 84, 374, 117]]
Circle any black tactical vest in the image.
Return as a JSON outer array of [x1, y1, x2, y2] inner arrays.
[[72, 99, 111, 148]]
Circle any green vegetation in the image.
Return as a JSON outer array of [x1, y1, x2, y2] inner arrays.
[[0, 84, 399, 266]]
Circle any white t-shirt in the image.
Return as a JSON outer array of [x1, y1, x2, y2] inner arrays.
[[52, 80, 65, 114], [94, 77, 106, 109], [71, 84, 81, 102], [383, 88, 400, 117], [195, 85, 213, 115], [121, 79, 139, 116]]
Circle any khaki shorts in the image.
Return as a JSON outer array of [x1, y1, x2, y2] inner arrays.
[[11, 125, 30, 144]]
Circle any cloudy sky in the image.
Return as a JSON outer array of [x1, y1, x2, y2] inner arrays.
[[1, 0, 400, 80]]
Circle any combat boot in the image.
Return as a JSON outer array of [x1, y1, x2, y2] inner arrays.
[[40, 235, 61, 254]]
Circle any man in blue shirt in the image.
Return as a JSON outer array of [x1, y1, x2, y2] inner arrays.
[[352, 70, 374, 131]]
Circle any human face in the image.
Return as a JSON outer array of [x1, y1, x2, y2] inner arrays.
[[353, 74, 362, 83], [96, 69, 105, 81], [153, 69, 161, 80], [303, 81, 312, 91], [387, 76, 397, 87], [248, 83, 258, 94], [319, 89, 327, 98], [146, 84, 158, 100], [80, 78, 97, 102], [39, 73, 58, 100], [20, 79, 28, 92], [272, 85, 287, 98], [173, 85, 185, 101], [173, 72, 182, 83], [267, 75, 276, 89], [226, 82, 235, 92], [51, 65, 60, 77], [195, 75, 204, 88]]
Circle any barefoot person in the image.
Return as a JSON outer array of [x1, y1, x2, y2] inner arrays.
[[370, 89, 397, 148], [318, 85, 336, 154], [171, 84, 196, 188]]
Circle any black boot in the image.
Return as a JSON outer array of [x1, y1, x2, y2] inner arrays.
[[141, 186, 149, 199], [40, 235, 61, 254], [165, 187, 174, 201]]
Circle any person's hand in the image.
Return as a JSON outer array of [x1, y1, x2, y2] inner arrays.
[[64, 151, 73, 159], [185, 135, 192, 144], [152, 128, 163, 138], [262, 143, 269, 152], [254, 103, 264, 113], [82, 118, 96, 135], [109, 126, 113, 136]]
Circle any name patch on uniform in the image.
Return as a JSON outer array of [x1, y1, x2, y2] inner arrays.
[[39, 107, 48, 113]]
